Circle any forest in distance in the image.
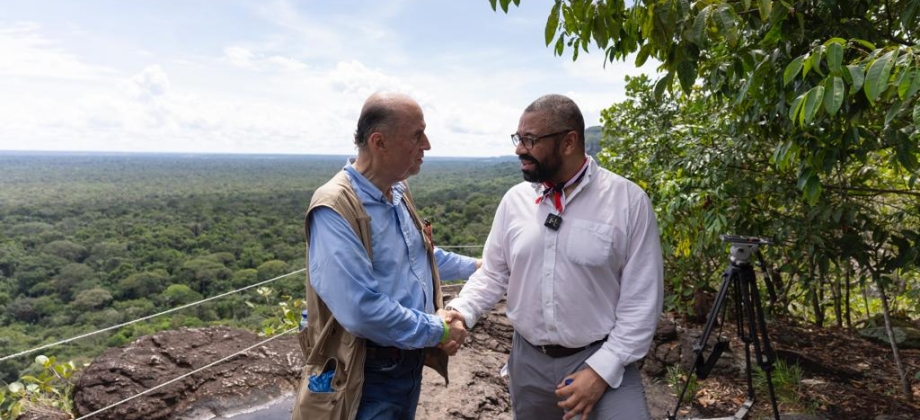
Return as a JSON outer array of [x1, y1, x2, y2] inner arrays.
[[0, 150, 531, 383]]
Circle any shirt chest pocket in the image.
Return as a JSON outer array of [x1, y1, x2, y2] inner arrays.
[[565, 219, 616, 267]]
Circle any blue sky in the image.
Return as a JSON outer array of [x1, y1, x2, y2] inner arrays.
[[0, 0, 658, 157]]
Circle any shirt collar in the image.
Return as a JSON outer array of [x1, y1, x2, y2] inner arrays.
[[344, 159, 406, 204]]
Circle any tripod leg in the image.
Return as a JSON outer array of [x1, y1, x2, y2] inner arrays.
[[742, 264, 781, 420], [735, 265, 756, 410], [667, 268, 733, 420], [695, 269, 733, 379]]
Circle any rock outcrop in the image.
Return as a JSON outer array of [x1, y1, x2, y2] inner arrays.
[[72, 326, 302, 420]]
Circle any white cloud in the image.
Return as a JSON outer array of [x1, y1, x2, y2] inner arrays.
[[223, 46, 256, 69], [121, 65, 170, 100], [0, 2, 660, 158], [268, 55, 309, 72], [0, 22, 116, 81]]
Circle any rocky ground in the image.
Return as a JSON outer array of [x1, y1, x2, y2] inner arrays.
[[35, 291, 920, 420], [414, 301, 679, 420]]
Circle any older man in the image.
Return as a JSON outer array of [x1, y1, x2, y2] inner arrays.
[[446, 94, 664, 420], [292, 92, 477, 420]]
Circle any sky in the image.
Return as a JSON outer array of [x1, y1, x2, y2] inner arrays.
[[0, 0, 659, 158]]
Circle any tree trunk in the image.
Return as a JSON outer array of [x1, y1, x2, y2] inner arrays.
[[809, 262, 824, 327], [832, 266, 842, 328], [874, 273, 912, 402], [844, 264, 852, 330]]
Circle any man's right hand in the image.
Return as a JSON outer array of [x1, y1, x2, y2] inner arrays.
[[436, 309, 467, 355]]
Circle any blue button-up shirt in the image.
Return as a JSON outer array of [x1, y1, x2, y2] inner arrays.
[[309, 162, 477, 349]]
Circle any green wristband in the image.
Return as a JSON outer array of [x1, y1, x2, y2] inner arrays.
[[440, 319, 450, 344]]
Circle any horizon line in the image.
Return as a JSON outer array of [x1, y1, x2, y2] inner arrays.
[[0, 149, 516, 159]]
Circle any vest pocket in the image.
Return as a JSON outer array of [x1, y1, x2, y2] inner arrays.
[[294, 357, 348, 418]]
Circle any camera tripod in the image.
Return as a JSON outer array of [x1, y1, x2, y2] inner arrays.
[[667, 235, 780, 420]]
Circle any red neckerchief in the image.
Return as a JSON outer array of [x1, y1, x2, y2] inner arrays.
[[535, 158, 589, 213]]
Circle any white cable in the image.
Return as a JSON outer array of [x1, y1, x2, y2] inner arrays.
[[0, 269, 305, 362], [74, 327, 298, 420], [437, 245, 484, 249]]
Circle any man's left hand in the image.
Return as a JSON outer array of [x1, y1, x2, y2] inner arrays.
[[554, 367, 608, 420]]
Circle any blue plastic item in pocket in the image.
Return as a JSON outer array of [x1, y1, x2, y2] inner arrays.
[[308, 369, 334, 393]]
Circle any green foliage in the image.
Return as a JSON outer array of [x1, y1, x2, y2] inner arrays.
[[495, 2, 920, 324], [598, 71, 920, 326], [41, 240, 88, 263], [0, 153, 511, 383], [257, 260, 291, 281], [116, 270, 169, 300], [71, 287, 113, 311], [55, 263, 98, 302], [666, 364, 699, 399], [161, 284, 203, 306], [256, 291, 304, 337], [754, 358, 804, 407], [412, 160, 519, 253], [0, 355, 76, 419], [231, 268, 259, 288]]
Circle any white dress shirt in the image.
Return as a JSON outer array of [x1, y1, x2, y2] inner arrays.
[[448, 157, 664, 388]]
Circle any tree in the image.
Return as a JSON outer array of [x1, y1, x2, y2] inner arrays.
[[41, 240, 88, 263], [54, 263, 97, 302], [112, 298, 156, 321], [7, 222, 54, 250], [14, 255, 68, 297], [6, 298, 42, 324], [491, 0, 920, 400], [177, 258, 232, 295], [85, 241, 128, 272], [71, 287, 113, 311], [256, 260, 290, 281], [239, 244, 270, 269], [5, 296, 59, 324], [160, 284, 203, 306], [0, 243, 22, 278], [115, 270, 169, 300], [257, 260, 296, 296], [231, 268, 259, 288]]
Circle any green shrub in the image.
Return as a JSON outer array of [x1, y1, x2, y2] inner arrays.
[[0, 354, 76, 419]]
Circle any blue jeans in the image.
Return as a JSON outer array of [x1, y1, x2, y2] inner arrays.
[[355, 348, 425, 420]]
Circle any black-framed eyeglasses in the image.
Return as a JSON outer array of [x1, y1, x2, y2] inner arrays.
[[510, 129, 571, 150]]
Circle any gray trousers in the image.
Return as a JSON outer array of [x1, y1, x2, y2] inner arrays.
[[508, 332, 651, 420]]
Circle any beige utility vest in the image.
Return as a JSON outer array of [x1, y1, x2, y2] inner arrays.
[[292, 170, 449, 420]]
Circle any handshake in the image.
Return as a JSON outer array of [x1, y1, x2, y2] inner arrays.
[[435, 307, 467, 356]]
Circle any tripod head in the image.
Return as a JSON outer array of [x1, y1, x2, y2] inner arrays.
[[721, 235, 772, 265]]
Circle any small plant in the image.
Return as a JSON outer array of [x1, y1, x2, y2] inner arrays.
[[0, 381, 26, 419], [754, 358, 803, 406], [666, 364, 699, 400], [254, 291, 304, 337], [0, 354, 77, 419]]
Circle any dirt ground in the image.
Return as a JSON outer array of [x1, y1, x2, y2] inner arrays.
[[417, 310, 920, 420], [417, 347, 678, 420]]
